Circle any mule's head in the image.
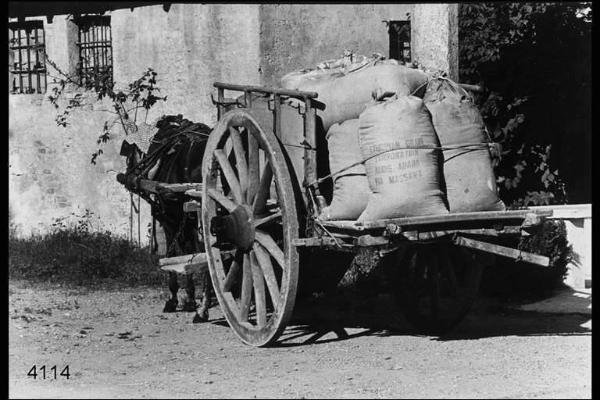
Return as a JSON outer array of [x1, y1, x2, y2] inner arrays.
[[120, 140, 144, 173]]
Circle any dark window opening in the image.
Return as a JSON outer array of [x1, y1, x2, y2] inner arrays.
[[9, 20, 47, 94], [74, 15, 113, 91], [388, 20, 411, 63]]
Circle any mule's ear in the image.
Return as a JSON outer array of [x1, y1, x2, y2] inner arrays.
[[119, 140, 131, 156]]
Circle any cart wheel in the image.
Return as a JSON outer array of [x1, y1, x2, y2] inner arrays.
[[201, 110, 300, 347], [394, 243, 484, 335]]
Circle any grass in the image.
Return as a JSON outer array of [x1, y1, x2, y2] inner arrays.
[[9, 226, 164, 288]]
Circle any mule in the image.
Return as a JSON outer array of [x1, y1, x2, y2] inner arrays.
[[118, 116, 212, 323]]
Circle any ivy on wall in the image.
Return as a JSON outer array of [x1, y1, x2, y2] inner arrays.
[[459, 2, 591, 206]]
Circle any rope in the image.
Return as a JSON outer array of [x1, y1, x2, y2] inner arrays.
[[305, 142, 494, 188]]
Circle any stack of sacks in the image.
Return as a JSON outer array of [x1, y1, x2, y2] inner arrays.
[[280, 53, 504, 222], [423, 78, 505, 212], [357, 95, 449, 221], [281, 51, 428, 131], [284, 52, 429, 221]]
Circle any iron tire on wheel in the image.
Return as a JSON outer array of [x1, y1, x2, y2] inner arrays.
[[201, 109, 300, 347]]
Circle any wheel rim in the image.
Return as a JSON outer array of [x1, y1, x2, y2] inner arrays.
[[396, 243, 483, 335], [202, 110, 299, 347]]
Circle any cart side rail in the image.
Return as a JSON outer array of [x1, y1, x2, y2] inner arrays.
[[213, 82, 319, 101]]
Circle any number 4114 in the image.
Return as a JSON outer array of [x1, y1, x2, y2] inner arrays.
[[27, 365, 70, 379]]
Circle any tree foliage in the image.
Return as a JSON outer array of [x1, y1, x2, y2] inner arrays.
[[459, 2, 591, 206]]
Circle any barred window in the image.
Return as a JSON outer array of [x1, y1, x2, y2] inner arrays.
[[9, 20, 47, 94], [74, 15, 113, 90], [388, 21, 411, 63]]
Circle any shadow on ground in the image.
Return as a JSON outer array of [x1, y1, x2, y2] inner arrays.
[[208, 288, 591, 347]]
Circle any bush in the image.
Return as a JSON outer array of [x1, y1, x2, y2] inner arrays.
[[9, 218, 163, 287], [480, 219, 574, 300]]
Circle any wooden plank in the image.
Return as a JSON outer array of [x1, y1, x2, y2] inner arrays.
[[159, 252, 207, 267], [528, 204, 591, 219], [185, 189, 203, 199], [291, 237, 353, 248], [157, 182, 203, 192], [159, 250, 234, 267], [131, 179, 203, 195], [214, 81, 319, 100], [355, 235, 390, 246], [160, 261, 206, 275], [453, 235, 550, 267], [320, 209, 553, 231]]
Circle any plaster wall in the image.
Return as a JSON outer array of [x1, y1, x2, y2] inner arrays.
[[258, 4, 413, 87], [9, 4, 261, 241], [411, 3, 459, 80]]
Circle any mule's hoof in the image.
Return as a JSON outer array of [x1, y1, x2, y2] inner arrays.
[[163, 300, 178, 313], [182, 301, 198, 312], [192, 312, 209, 323]]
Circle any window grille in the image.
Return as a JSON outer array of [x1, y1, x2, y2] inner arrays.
[[388, 20, 411, 63], [9, 20, 47, 94], [74, 15, 113, 90]]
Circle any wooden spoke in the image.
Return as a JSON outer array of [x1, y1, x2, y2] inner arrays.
[[439, 247, 458, 297], [427, 252, 441, 318], [253, 243, 281, 311], [240, 253, 253, 322], [255, 230, 285, 268], [207, 188, 239, 212], [250, 251, 268, 327], [214, 149, 243, 204], [247, 133, 260, 205], [253, 211, 282, 228], [395, 244, 484, 336], [253, 164, 273, 214], [223, 259, 241, 292], [229, 127, 249, 199]]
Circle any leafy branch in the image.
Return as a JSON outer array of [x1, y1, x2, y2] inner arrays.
[[44, 51, 167, 164]]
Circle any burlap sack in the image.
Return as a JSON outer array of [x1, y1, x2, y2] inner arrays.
[[320, 119, 370, 220], [357, 95, 449, 221], [423, 78, 505, 212], [282, 62, 428, 131]]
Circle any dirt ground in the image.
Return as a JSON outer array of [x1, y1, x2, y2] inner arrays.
[[9, 279, 591, 399]]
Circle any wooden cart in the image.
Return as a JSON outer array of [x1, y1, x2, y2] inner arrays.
[[159, 82, 553, 347]]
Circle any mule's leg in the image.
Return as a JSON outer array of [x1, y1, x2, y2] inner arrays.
[[182, 273, 198, 312], [193, 270, 211, 323], [163, 271, 179, 312]]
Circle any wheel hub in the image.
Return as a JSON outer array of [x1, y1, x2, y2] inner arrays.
[[210, 205, 255, 251]]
